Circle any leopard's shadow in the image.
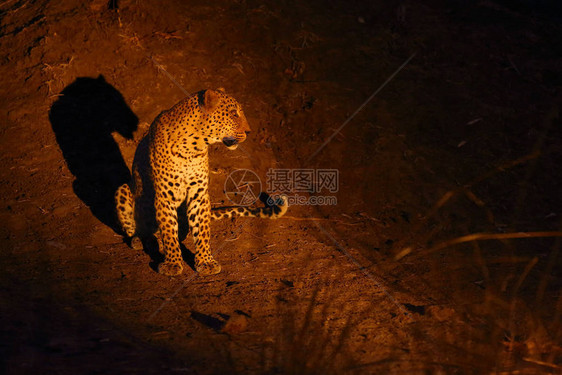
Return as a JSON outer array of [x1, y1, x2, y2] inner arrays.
[[49, 75, 138, 232]]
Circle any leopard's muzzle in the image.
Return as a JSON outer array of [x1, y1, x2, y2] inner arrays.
[[222, 136, 239, 150], [223, 131, 249, 150]]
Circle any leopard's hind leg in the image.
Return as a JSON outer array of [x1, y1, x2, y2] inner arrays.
[[115, 184, 142, 250]]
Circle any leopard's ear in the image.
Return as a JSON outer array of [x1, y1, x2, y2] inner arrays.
[[216, 87, 225, 93], [202, 89, 221, 112]]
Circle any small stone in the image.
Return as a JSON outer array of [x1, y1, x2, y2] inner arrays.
[[222, 314, 249, 335]]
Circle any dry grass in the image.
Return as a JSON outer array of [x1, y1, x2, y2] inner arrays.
[[390, 139, 562, 373]]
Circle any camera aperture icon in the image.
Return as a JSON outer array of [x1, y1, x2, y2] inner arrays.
[[224, 169, 262, 206]]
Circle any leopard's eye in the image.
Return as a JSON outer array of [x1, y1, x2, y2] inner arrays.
[[231, 109, 239, 118]]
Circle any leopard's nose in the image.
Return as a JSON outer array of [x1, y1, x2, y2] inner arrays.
[[244, 130, 251, 135], [223, 137, 238, 147]]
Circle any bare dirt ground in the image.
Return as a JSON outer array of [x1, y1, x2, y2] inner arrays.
[[1, 0, 562, 373]]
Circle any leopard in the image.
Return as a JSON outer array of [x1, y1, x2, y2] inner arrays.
[[115, 88, 288, 277]]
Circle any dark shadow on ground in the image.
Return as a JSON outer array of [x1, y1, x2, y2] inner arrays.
[[49, 75, 138, 232]]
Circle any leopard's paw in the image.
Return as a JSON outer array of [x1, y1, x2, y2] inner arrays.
[[130, 236, 143, 250], [196, 259, 222, 276], [158, 261, 183, 276]]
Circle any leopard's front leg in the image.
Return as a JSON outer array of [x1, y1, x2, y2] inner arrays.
[[154, 196, 184, 276], [188, 192, 221, 276]]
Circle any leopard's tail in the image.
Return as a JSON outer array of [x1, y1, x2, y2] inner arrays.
[[211, 195, 288, 221]]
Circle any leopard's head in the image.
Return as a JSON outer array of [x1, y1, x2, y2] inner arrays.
[[198, 88, 250, 150]]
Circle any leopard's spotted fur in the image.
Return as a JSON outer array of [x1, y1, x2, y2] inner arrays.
[[115, 89, 288, 276]]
